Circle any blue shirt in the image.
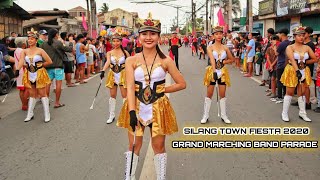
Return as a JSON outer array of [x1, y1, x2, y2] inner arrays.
[[76, 43, 86, 64], [277, 40, 290, 69], [247, 39, 255, 57]]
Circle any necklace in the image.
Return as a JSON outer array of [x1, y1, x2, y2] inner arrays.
[[141, 51, 158, 104]]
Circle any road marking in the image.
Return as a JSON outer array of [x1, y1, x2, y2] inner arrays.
[[249, 76, 262, 84], [139, 74, 172, 180]]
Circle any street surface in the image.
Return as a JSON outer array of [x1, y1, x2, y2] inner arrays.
[[0, 46, 319, 180]]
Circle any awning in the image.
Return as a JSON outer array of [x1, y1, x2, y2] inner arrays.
[[39, 24, 61, 29]]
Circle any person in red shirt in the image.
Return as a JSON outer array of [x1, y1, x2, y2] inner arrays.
[[169, 32, 182, 70], [192, 36, 198, 56], [105, 37, 112, 52], [183, 36, 189, 47], [199, 37, 207, 59]]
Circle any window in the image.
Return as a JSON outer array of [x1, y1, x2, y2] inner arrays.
[[111, 17, 118, 25], [80, 12, 86, 17]]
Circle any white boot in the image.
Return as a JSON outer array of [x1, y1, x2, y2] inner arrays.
[[200, 97, 212, 124], [122, 98, 126, 104], [298, 96, 311, 122], [282, 95, 291, 122], [154, 153, 167, 180], [24, 97, 36, 122], [124, 151, 139, 180], [220, 98, 231, 124], [41, 97, 50, 123], [106, 97, 116, 124]]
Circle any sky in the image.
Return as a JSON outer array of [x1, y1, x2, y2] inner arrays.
[[15, 0, 261, 29]]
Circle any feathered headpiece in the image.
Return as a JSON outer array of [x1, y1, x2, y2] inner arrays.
[[27, 28, 38, 39], [137, 12, 161, 33], [212, 26, 224, 34], [292, 26, 306, 35]]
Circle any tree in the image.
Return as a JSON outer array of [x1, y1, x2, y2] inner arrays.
[[213, 0, 241, 17], [100, 2, 109, 13]]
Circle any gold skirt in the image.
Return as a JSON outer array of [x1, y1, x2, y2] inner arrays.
[[280, 65, 312, 88], [117, 95, 178, 137], [22, 68, 51, 89], [203, 66, 231, 87], [105, 70, 126, 88]]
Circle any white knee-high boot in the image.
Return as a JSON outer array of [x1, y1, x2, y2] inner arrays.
[[220, 97, 231, 124], [298, 96, 311, 122], [41, 97, 50, 123], [154, 153, 167, 180], [200, 97, 212, 124], [106, 97, 116, 124], [25, 97, 36, 122], [282, 95, 292, 122], [124, 151, 139, 180]]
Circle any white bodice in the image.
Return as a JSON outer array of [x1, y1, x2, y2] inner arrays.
[[212, 50, 227, 62], [134, 63, 166, 89], [293, 52, 309, 63], [111, 55, 125, 65], [25, 55, 43, 66]]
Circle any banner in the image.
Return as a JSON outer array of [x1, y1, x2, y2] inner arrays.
[[288, 0, 311, 14], [276, 0, 288, 16], [259, 0, 275, 15], [217, 8, 225, 26], [82, 13, 88, 31], [307, 0, 319, 4]]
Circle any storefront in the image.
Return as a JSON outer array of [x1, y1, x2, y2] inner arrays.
[[258, 0, 276, 37]]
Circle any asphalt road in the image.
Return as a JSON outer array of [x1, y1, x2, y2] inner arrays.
[[0, 46, 319, 180]]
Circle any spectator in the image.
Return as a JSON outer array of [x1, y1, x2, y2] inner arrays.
[[37, 30, 48, 47], [126, 36, 135, 56], [86, 38, 95, 77], [14, 37, 29, 110], [121, 34, 129, 48], [244, 33, 255, 77], [60, 32, 76, 87], [274, 28, 290, 104], [40, 29, 72, 108], [75, 34, 89, 84], [266, 35, 279, 98], [255, 46, 263, 76]]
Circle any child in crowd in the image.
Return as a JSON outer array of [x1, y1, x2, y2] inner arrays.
[[314, 48, 320, 112], [254, 46, 263, 76]]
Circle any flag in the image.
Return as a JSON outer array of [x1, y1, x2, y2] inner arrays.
[[217, 8, 225, 26], [82, 13, 88, 31]]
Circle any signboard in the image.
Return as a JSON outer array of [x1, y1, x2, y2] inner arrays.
[[307, 0, 319, 4], [259, 0, 275, 15], [276, 0, 288, 16], [288, 0, 311, 14], [311, 2, 320, 10]]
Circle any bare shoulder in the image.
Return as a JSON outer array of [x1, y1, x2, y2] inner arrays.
[[126, 55, 136, 65], [162, 56, 174, 68]]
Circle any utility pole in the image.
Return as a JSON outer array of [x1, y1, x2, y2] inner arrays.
[[205, 0, 208, 35], [86, 0, 91, 36], [191, 0, 196, 34], [248, 0, 253, 32], [209, 0, 214, 33], [228, 0, 232, 31]]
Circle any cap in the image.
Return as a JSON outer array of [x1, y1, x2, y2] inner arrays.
[[27, 28, 38, 39], [39, 30, 48, 35], [137, 12, 161, 33], [212, 26, 224, 34], [292, 26, 306, 35]]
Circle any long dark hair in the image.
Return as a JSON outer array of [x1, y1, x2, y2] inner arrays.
[[120, 45, 127, 59], [139, 45, 166, 59], [48, 29, 58, 45]]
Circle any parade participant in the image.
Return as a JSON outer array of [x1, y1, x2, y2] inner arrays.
[[183, 35, 189, 47], [100, 31, 130, 124], [15, 30, 52, 122], [14, 37, 29, 110], [169, 32, 182, 70], [135, 37, 143, 54], [201, 26, 234, 124], [280, 26, 317, 122], [117, 13, 186, 179], [199, 36, 207, 60]]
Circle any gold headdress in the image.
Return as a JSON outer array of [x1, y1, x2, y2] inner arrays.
[[292, 26, 306, 35], [27, 28, 38, 39], [137, 12, 161, 33], [212, 26, 224, 34]]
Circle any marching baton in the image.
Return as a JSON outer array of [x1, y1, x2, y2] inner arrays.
[[89, 79, 102, 110], [130, 130, 137, 176], [2, 79, 17, 103]]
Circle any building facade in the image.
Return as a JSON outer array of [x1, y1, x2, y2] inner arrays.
[[0, 2, 32, 38], [103, 8, 138, 31]]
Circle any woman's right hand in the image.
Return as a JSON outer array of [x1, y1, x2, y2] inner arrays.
[[129, 110, 138, 132], [100, 71, 105, 79]]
